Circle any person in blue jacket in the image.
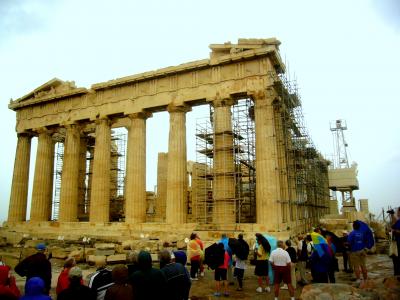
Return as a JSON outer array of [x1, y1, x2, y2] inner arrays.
[[309, 250, 330, 283], [219, 234, 234, 285], [348, 221, 368, 283], [20, 277, 51, 300]]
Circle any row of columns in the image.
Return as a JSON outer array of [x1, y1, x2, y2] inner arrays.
[[8, 93, 281, 230]]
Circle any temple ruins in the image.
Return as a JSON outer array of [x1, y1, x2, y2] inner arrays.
[[2, 38, 333, 243]]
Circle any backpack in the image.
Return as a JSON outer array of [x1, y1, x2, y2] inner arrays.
[[204, 243, 225, 270], [299, 240, 308, 261], [234, 240, 250, 261]]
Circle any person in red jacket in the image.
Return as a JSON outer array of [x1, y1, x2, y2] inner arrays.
[[56, 258, 77, 295], [214, 243, 230, 297], [0, 265, 21, 300]]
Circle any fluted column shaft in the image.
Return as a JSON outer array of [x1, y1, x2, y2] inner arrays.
[[212, 99, 236, 224], [90, 118, 111, 222], [125, 113, 150, 224], [254, 91, 282, 230], [59, 124, 81, 222], [77, 137, 88, 218], [273, 103, 290, 223], [30, 130, 54, 221], [166, 105, 190, 224], [8, 133, 32, 222]]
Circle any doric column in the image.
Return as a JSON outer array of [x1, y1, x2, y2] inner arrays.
[[166, 105, 191, 224], [212, 98, 236, 224], [77, 136, 88, 219], [273, 103, 290, 224], [254, 90, 282, 230], [8, 133, 32, 222], [30, 128, 55, 222], [59, 124, 81, 222], [125, 112, 151, 224], [155, 152, 168, 221], [90, 118, 111, 223]]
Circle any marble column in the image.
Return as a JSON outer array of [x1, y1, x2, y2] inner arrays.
[[8, 133, 32, 222], [125, 112, 150, 224], [166, 105, 190, 224], [273, 103, 290, 224], [254, 91, 282, 230], [77, 136, 88, 218], [59, 124, 81, 222], [30, 129, 55, 222], [89, 118, 111, 222], [156, 152, 168, 222], [212, 99, 236, 224]]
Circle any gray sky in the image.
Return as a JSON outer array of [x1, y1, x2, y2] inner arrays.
[[1, 0, 399, 222]]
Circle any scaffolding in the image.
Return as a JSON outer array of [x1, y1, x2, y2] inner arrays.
[[193, 98, 256, 224], [52, 130, 127, 222], [110, 131, 127, 221], [270, 71, 330, 231], [52, 141, 64, 220], [232, 98, 256, 223]]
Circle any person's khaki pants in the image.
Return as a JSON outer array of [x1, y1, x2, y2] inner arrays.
[[290, 263, 297, 288], [297, 260, 307, 283]]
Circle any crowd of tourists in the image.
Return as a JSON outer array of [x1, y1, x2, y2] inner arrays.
[[1, 213, 396, 300]]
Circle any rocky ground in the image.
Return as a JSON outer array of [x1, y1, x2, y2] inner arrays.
[[3, 253, 398, 299], [0, 237, 400, 300], [187, 254, 398, 300]]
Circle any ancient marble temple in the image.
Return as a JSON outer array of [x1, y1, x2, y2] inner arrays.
[[4, 38, 330, 240]]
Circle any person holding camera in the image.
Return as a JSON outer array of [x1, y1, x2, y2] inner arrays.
[[389, 207, 400, 275]]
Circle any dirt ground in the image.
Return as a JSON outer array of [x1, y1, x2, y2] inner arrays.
[[10, 254, 394, 300]]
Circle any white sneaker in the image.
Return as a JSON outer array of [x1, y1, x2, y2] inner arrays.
[[200, 272, 204, 277], [256, 287, 263, 293], [281, 284, 288, 290], [265, 286, 271, 292]]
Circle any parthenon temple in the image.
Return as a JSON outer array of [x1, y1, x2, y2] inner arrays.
[[3, 38, 331, 241]]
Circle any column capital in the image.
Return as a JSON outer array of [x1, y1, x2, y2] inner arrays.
[[127, 111, 152, 120], [63, 123, 83, 133], [250, 88, 277, 105], [16, 131, 34, 139], [33, 127, 54, 135], [60, 120, 81, 128], [167, 104, 192, 113], [94, 117, 112, 126], [211, 98, 236, 107]]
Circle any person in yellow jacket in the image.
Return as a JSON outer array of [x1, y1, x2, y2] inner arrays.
[[187, 233, 203, 280], [255, 233, 271, 293]]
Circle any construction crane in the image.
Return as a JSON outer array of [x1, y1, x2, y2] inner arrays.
[[328, 119, 359, 213]]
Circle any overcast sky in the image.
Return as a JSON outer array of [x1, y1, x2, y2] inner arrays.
[[0, 0, 399, 222]]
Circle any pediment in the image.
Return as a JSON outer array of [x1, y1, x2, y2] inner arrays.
[[17, 78, 79, 102], [9, 78, 88, 110]]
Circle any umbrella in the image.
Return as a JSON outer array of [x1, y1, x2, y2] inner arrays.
[[310, 232, 331, 258], [321, 230, 341, 252]]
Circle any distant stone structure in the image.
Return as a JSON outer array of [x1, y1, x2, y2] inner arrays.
[[3, 38, 331, 242]]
